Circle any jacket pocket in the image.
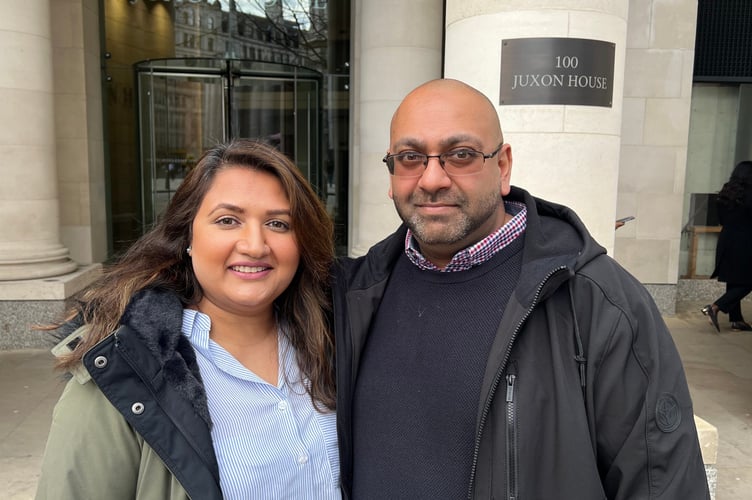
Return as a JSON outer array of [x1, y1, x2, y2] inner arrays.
[[505, 363, 519, 500]]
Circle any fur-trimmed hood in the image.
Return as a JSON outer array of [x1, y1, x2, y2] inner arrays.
[[115, 288, 211, 426], [43, 287, 224, 500]]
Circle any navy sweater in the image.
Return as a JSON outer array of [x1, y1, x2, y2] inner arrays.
[[352, 235, 524, 499]]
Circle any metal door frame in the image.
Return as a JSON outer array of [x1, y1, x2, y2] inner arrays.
[[135, 58, 323, 230]]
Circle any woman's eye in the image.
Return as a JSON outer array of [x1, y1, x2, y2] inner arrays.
[[215, 216, 238, 226], [267, 219, 291, 231]]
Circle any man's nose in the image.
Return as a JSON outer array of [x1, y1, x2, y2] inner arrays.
[[417, 156, 452, 191]]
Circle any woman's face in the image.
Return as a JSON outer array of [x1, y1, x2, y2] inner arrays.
[[189, 166, 300, 318]]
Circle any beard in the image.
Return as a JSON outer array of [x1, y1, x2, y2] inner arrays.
[[394, 188, 504, 246]]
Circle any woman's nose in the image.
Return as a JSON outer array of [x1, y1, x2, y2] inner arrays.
[[236, 227, 270, 256]]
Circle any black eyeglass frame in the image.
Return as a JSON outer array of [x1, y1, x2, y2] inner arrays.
[[382, 143, 505, 176]]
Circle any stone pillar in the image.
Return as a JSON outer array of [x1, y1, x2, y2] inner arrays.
[[615, 0, 698, 291], [444, 0, 629, 252], [54, 0, 108, 265], [0, 0, 77, 280], [349, 0, 443, 256]]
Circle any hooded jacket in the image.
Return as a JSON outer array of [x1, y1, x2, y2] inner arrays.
[[332, 186, 709, 499], [36, 289, 223, 500]]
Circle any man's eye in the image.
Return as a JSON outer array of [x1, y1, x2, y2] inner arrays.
[[445, 149, 479, 163], [450, 149, 475, 159], [399, 152, 425, 163]]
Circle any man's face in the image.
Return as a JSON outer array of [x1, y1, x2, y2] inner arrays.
[[387, 85, 513, 266]]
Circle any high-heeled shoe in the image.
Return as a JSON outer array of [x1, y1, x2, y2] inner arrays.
[[701, 304, 720, 333], [731, 321, 752, 331]]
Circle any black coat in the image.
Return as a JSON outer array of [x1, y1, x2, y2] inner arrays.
[[712, 191, 752, 284], [333, 187, 709, 499]]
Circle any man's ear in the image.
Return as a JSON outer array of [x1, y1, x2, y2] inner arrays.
[[388, 185, 394, 199], [498, 143, 513, 196]]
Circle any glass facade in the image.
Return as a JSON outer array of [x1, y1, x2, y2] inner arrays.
[[102, 0, 350, 254], [681, 1, 752, 277]]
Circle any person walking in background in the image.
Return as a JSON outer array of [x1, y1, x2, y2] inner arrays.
[[36, 140, 340, 499], [702, 160, 752, 332], [332, 78, 709, 499]]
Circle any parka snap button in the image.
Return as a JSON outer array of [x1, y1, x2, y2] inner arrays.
[[93, 356, 108, 368], [131, 402, 145, 415]]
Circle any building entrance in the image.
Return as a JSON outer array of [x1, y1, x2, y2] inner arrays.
[[136, 58, 321, 227]]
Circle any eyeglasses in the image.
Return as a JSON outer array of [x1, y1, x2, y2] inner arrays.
[[383, 143, 504, 177]]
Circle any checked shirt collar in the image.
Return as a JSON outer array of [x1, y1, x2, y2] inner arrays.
[[404, 201, 526, 272]]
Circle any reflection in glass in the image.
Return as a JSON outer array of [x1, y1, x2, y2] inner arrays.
[[104, 0, 349, 254], [138, 71, 225, 225]]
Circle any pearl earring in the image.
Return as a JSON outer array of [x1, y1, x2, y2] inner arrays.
[[186, 246, 192, 256]]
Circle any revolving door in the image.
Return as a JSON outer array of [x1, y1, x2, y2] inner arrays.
[[136, 59, 322, 227]]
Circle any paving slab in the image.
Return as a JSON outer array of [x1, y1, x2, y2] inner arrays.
[[1, 302, 750, 499]]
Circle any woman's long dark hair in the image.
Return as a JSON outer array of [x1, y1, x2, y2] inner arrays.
[[56, 139, 336, 410], [718, 160, 752, 208]]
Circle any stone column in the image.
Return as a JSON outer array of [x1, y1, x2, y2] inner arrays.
[[444, 0, 629, 252], [349, 0, 444, 256], [0, 0, 77, 280]]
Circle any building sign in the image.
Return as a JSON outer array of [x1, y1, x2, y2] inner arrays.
[[499, 38, 615, 107]]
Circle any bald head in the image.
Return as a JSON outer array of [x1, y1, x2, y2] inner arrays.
[[390, 79, 503, 144]]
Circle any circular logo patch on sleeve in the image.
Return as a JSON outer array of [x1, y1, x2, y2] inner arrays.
[[655, 393, 682, 433]]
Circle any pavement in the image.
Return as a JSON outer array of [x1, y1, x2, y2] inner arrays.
[[1, 301, 751, 499]]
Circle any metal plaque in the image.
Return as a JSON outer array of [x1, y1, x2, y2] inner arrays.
[[500, 38, 615, 107]]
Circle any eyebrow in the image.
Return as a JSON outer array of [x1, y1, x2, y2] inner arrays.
[[207, 203, 243, 216], [207, 203, 291, 217], [392, 134, 483, 151], [267, 209, 292, 217]]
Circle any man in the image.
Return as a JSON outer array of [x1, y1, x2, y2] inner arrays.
[[332, 79, 709, 499]]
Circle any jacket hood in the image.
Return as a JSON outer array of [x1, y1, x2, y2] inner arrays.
[[506, 186, 606, 305], [339, 186, 606, 307], [118, 288, 211, 426]]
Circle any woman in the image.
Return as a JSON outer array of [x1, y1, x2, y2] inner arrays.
[[36, 140, 340, 499], [702, 160, 752, 332]]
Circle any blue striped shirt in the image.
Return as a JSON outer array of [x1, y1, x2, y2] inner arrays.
[[182, 309, 341, 499]]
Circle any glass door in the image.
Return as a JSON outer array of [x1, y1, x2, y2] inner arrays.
[[137, 62, 226, 227], [136, 59, 322, 230], [232, 71, 319, 186]]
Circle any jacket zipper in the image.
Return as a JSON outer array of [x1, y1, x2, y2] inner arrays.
[[506, 370, 518, 500], [466, 266, 567, 499]]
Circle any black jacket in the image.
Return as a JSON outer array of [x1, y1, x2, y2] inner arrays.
[[713, 190, 752, 284], [332, 186, 709, 499]]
